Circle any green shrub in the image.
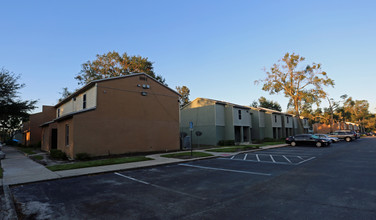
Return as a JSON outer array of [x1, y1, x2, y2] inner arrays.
[[76, 153, 91, 160], [263, 138, 276, 142], [217, 140, 235, 146], [50, 149, 67, 160]]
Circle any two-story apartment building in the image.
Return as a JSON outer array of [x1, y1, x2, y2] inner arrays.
[[293, 116, 310, 134], [282, 114, 294, 137], [41, 73, 180, 159], [22, 105, 55, 147], [180, 98, 253, 146], [257, 107, 284, 140]]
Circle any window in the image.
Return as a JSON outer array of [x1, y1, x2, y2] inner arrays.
[[65, 124, 69, 146], [238, 110, 242, 120], [57, 109, 60, 117], [275, 115, 277, 123], [287, 117, 289, 123], [83, 94, 87, 109]]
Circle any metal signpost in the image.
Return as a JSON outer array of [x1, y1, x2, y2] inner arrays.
[[189, 122, 193, 157]]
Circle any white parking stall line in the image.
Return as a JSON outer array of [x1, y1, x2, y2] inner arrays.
[[115, 172, 149, 185], [231, 155, 235, 159], [270, 155, 276, 163], [114, 172, 206, 200], [179, 163, 272, 176], [297, 156, 303, 160], [283, 156, 292, 163], [296, 157, 316, 165], [219, 158, 297, 165], [256, 154, 260, 162], [244, 154, 248, 160]]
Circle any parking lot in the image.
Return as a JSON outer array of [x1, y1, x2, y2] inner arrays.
[[11, 138, 376, 219]]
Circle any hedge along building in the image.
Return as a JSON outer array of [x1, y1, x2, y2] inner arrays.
[[40, 73, 180, 159], [180, 98, 253, 146]]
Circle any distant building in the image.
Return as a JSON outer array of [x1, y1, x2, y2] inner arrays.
[[180, 98, 253, 146], [22, 105, 55, 146], [180, 97, 310, 146], [41, 73, 180, 159]]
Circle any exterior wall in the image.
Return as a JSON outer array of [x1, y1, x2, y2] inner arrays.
[[64, 75, 180, 158], [264, 113, 273, 139], [57, 118, 74, 158], [180, 104, 216, 146], [41, 122, 58, 152], [215, 104, 225, 126], [271, 114, 282, 128], [57, 85, 97, 117], [233, 107, 252, 127], [284, 115, 293, 128], [250, 109, 260, 140], [22, 106, 55, 146], [224, 106, 235, 141]]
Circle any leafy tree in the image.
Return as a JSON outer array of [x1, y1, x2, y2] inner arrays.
[[255, 53, 334, 132], [251, 96, 282, 111], [58, 87, 72, 102], [176, 86, 190, 107], [75, 51, 167, 86], [0, 68, 37, 141], [342, 96, 369, 132]]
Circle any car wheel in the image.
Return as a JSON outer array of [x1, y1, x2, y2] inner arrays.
[[345, 137, 351, 142], [291, 141, 296, 147], [316, 142, 322, 148]]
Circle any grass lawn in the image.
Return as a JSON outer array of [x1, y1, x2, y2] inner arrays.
[[207, 141, 285, 153], [161, 151, 213, 159], [47, 156, 153, 171], [257, 141, 285, 146], [207, 145, 260, 152], [18, 147, 38, 155], [30, 155, 44, 161]]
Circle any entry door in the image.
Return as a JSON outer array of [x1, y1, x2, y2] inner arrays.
[[51, 129, 58, 149]]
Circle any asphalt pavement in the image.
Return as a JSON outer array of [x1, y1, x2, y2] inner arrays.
[[9, 137, 376, 219]]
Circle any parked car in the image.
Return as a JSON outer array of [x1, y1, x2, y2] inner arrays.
[[328, 131, 357, 142], [286, 134, 331, 147], [314, 134, 340, 143]]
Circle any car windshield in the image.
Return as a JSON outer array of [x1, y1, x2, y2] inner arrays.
[[311, 135, 319, 139]]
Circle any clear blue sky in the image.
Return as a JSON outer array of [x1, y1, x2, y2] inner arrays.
[[1, 0, 375, 113]]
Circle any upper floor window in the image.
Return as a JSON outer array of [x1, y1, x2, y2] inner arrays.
[[57, 109, 60, 117], [287, 117, 289, 123], [275, 115, 277, 123], [83, 94, 87, 109], [238, 110, 241, 120]]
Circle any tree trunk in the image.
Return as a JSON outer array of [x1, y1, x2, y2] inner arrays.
[[294, 104, 304, 134]]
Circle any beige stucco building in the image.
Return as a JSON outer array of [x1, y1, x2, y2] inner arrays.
[[41, 73, 180, 159]]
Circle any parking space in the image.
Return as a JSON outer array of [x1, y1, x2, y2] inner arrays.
[[222, 153, 315, 165], [219, 146, 327, 165], [12, 140, 374, 219]]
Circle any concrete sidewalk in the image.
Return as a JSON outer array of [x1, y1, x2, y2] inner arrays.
[[0, 144, 287, 186], [1, 146, 61, 186]]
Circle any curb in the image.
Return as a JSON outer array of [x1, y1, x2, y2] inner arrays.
[[3, 184, 18, 220], [4, 144, 288, 187]]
